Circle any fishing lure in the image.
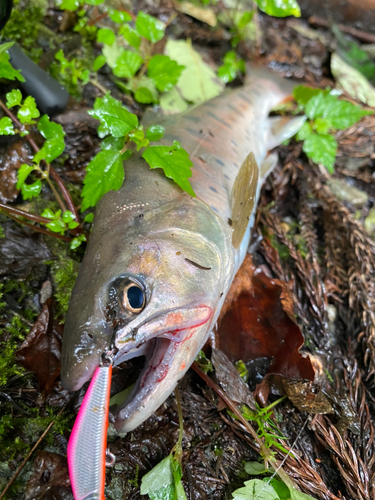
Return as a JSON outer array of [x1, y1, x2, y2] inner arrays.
[[67, 355, 113, 500]]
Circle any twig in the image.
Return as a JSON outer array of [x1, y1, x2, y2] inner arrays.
[[1, 210, 72, 242], [309, 15, 375, 44], [0, 202, 51, 224], [0, 407, 65, 500]]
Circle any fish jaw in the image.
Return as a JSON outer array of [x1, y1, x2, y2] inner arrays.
[[111, 308, 214, 433]]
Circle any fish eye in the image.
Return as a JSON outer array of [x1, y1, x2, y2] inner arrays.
[[122, 282, 145, 313]]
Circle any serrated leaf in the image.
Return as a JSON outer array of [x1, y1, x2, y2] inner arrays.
[[148, 54, 185, 92], [0, 117, 15, 135], [17, 164, 35, 189], [70, 234, 87, 250], [6, 89, 22, 108], [22, 180, 42, 200], [232, 479, 280, 500], [302, 132, 337, 173], [34, 115, 65, 164], [140, 456, 174, 494], [108, 8, 132, 23], [0, 52, 25, 82], [102, 39, 123, 69], [142, 141, 195, 196], [293, 85, 323, 106], [60, 0, 80, 11], [136, 11, 165, 43], [146, 125, 165, 141], [88, 93, 138, 138], [113, 49, 143, 78], [314, 117, 331, 134], [254, 0, 300, 17], [81, 149, 124, 211], [97, 28, 115, 46], [296, 121, 312, 141], [119, 24, 141, 49], [17, 96, 40, 125], [165, 39, 224, 104]]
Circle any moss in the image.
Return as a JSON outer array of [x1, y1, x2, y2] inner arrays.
[[51, 256, 80, 321]]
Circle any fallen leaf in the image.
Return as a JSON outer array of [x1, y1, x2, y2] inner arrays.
[[0, 140, 33, 203], [16, 299, 63, 393], [174, 1, 217, 27], [159, 86, 189, 114], [25, 451, 72, 500], [331, 52, 375, 107]]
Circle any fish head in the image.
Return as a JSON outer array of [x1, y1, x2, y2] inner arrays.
[[61, 197, 234, 430]]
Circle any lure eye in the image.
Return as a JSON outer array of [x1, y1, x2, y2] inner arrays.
[[123, 282, 145, 313]]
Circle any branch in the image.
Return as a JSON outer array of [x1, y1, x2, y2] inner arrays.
[[2, 210, 73, 242]]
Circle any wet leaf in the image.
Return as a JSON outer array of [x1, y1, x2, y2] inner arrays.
[[293, 86, 323, 106], [141, 455, 174, 494], [302, 132, 337, 173], [97, 27, 115, 45], [16, 163, 35, 189], [268, 479, 290, 500], [22, 179, 42, 199], [142, 141, 195, 196], [146, 124, 165, 142], [148, 54, 185, 92], [93, 54, 106, 71], [0, 117, 15, 135], [232, 479, 280, 499], [16, 300, 63, 393], [25, 451, 71, 500], [136, 11, 165, 43], [6, 89, 22, 108], [254, 0, 301, 18], [218, 51, 245, 83], [17, 96, 40, 125], [134, 77, 158, 104], [34, 115, 66, 164], [119, 24, 141, 49], [108, 8, 132, 23], [88, 93, 138, 138], [113, 50, 143, 78], [0, 49, 25, 82]]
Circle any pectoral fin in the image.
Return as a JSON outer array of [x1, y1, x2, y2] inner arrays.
[[231, 152, 259, 249], [267, 115, 306, 150]]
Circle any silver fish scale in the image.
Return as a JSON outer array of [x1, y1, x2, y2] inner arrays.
[[72, 366, 111, 499]]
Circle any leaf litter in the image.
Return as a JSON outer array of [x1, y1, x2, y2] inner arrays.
[[1, 2, 375, 500]]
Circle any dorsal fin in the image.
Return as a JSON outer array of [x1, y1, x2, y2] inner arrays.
[[231, 152, 259, 249]]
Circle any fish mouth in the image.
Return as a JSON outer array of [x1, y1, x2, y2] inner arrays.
[[110, 305, 213, 432]]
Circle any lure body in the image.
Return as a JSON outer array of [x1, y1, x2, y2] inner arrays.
[[68, 364, 112, 500], [61, 68, 305, 433]]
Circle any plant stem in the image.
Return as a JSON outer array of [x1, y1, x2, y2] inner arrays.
[[1, 210, 72, 242], [90, 77, 108, 96], [174, 385, 184, 461], [42, 172, 67, 212], [0, 202, 51, 224]]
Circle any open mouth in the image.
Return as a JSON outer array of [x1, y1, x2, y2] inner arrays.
[[109, 305, 213, 431]]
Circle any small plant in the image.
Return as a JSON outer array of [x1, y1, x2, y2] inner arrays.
[[293, 86, 373, 173], [218, 51, 246, 83]]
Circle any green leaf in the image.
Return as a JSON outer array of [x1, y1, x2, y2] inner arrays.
[[17, 164, 35, 189], [146, 125, 165, 141], [267, 479, 290, 500], [0, 117, 15, 135], [218, 51, 244, 83], [302, 132, 337, 173], [314, 117, 331, 134], [113, 50, 143, 78], [70, 234, 87, 250], [165, 39, 224, 104], [41, 208, 57, 219], [293, 85, 323, 106], [140, 456, 173, 495], [62, 211, 76, 223], [119, 24, 141, 49], [289, 487, 315, 500], [148, 55, 185, 92], [34, 115, 66, 164], [136, 11, 165, 43], [17, 96, 40, 125], [22, 180, 42, 200], [108, 8, 132, 23], [88, 93, 138, 138], [254, 0, 301, 17], [135, 87, 154, 104], [102, 40, 123, 69], [0, 42, 15, 54], [101, 136, 125, 151], [232, 479, 280, 500], [97, 28, 116, 46], [237, 11, 254, 29], [81, 149, 124, 211], [142, 141, 195, 196], [0, 51, 25, 82], [133, 76, 158, 104], [46, 219, 66, 234], [296, 121, 312, 141], [6, 89, 22, 108], [85, 0, 105, 5], [129, 128, 149, 150], [93, 54, 106, 72], [159, 87, 188, 114], [84, 213, 94, 223], [244, 462, 269, 475], [60, 0, 80, 11]]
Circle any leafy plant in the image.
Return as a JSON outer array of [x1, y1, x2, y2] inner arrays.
[[253, 0, 301, 18], [0, 42, 25, 82], [218, 51, 246, 83], [293, 86, 373, 173], [232, 478, 315, 500]]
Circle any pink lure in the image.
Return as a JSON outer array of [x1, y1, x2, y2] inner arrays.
[[68, 363, 112, 500]]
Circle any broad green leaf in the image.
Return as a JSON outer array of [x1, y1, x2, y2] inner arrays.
[[0, 117, 15, 135], [314, 117, 331, 134], [102, 39, 123, 69], [217, 51, 244, 83], [22, 180, 42, 200], [119, 24, 141, 49], [171, 458, 187, 500], [232, 479, 280, 500], [84, 213, 94, 223], [136, 11, 165, 43], [302, 132, 337, 173], [41, 208, 57, 219], [140, 456, 173, 494], [290, 487, 315, 500], [88, 93, 138, 138], [0, 52, 25, 82], [60, 0, 80, 11], [70, 234, 86, 250], [133, 76, 158, 104], [148, 54, 185, 92], [267, 479, 289, 500], [159, 87, 188, 114], [254, 0, 301, 17], [34, 115, 65, 164], [6, 89, 22, 108], [142, 141, 195, 196], [97, 28, 115, 46], [113, 50, 143, 78], [17, 164, 34, 189], [293, 85, 323, 106], [81, 149, 124, 211], [149, 484, 176, 500], [108, 8, 132, 23], [101, 136, 125, 151], [85, 0, 105, 5], [237, 11, 254, 29], [135, 87, 155, 104], [17, 96, 40, 125], [244, 462, 269, 475], [165, 39, 224, 104], [46, 219, 66, 234], [93, 54, 106, 71], [296, 121, 312, 141], [0, 42, 15, 54], [62, 211, 76, 223], [146, 125, 165, 141]]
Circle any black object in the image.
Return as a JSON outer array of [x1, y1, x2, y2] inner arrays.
[[0, 0, 69, 116]]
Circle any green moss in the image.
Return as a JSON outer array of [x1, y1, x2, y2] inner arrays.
[[51, 257, 80, 321]]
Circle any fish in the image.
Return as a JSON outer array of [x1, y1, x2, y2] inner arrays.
[[61, 67, 305, 433]]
